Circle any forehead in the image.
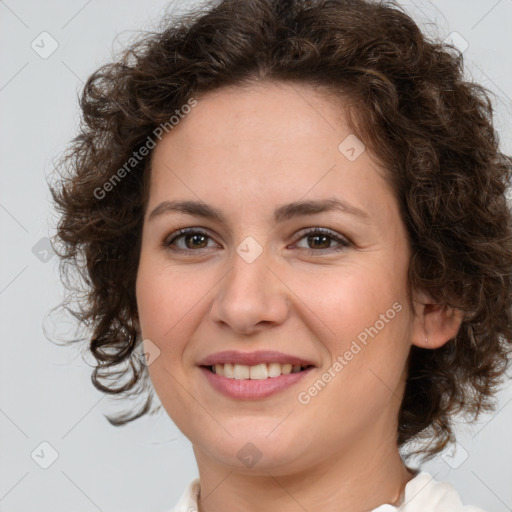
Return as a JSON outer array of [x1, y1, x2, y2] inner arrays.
[[153, 81, 351, 162], [147, 80, 394, 222]]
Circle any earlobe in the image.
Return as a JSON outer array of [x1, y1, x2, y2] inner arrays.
[[411, 290, 464, 349]]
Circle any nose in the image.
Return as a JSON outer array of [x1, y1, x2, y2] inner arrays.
[[209, 246, 289, 335]]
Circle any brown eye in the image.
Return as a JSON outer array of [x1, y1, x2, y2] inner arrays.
[[294, 227, 350, 253], [164, 228, 218, 252], [306, 233, 332, 249], [183, 233, 209, 249]]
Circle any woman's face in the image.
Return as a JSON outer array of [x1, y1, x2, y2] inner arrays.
[[136, 81, 421, 475]]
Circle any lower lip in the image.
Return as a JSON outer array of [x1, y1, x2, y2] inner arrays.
[[199, 366, 314, 400]]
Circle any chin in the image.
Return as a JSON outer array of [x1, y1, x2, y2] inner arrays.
[[199, 431, 315, 473]]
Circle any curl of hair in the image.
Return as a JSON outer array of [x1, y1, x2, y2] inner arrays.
[[49, 0, 512, 460]]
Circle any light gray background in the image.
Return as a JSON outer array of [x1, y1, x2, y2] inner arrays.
[[1, 1, 511, 511]]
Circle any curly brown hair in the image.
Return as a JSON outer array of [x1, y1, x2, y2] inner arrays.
[[48, 0, 512, 462]]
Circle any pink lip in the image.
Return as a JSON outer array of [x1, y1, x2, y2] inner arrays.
[[200, 366, 314, 400], [198, 350, 316, 367]]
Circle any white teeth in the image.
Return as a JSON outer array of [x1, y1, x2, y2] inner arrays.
[[211, 362, 305, 379], [282, 363, 293, 375], [249, 363, 268, 380], [223, 363, 234, 377], [233, 364, 250, 379], [268, 362, 283, 378]]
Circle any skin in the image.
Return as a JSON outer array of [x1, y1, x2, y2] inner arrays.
[[135, 80, 463, 512]]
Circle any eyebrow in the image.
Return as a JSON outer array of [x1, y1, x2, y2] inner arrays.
[[148, 198, 370, 224]]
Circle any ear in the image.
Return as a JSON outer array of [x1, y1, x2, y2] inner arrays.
[[410, 289, 464, 349]]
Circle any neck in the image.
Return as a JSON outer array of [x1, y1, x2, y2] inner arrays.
[[194, 428, 416, 512]]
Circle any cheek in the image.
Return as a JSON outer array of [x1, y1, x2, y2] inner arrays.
[[298, 261, 404, 340], [136, 255, 200, 334], [135, 256, 221, 376], [301, 261, 410, 390], [135, 259, 205, 421]]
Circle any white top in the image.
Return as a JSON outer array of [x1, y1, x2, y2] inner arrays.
[[167, 471, 488, 512]]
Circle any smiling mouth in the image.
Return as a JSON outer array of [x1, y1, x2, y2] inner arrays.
[[202, 363, 314, 380]]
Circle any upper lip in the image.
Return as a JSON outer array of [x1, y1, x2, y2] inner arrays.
[[198, 350, 317, 368]]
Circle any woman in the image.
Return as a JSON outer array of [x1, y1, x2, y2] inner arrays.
[[49, 0, 512, 510]]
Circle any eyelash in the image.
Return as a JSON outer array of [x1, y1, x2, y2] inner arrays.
[[163, 227, 351, 256]]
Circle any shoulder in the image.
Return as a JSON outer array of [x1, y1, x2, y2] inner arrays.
[[397, 471, 488, 512], [166, 473, 488, 512], [163, 477, 200, 512]]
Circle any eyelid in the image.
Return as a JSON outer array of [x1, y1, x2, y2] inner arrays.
[[291, 226, 351, 251], [293, 226, 350, 242], [163, 227, 220, 249], [163, 226, 351, 253]]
